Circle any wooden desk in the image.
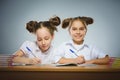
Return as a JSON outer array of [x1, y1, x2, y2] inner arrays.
[[0, 64, 120, 80]]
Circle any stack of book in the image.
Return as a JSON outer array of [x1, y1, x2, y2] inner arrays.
[[0, 54, 13, 66], [111, 57, 120, 68]]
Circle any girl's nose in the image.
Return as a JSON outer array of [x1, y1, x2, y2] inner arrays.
[[42, 40, 45, 44], [76, 30, 80, 33]]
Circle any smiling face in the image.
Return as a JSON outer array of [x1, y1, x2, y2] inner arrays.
[[35, 27, 54, 52], [69, 20, 87, 45]]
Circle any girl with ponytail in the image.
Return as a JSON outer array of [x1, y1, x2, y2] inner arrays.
[[54, 16, 109, 65], [13, 16, 61, 64]]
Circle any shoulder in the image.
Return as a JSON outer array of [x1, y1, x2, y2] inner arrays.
[[20, 41, 38, 54], [22, 41, 36, 46], [20, 41, 37, 49], [86, 43, 105, 53], [58, 41, 70, 48], [23, 40, 34, 44], [83, 43, 100, 52], [84, 42, 97, 49], [54, 41, 69, 52]]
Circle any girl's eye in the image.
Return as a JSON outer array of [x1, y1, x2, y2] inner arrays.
[[37, 38, 42, 41], [45, 37, 49, 40], [72, 28, 77, 31], [80, 28, 85, 30], [38, 39, 42, 41]]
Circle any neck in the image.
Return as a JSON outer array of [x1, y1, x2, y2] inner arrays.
[[73, 40, 84, 45]]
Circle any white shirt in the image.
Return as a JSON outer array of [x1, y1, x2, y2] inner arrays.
[[20, 41, 54, 64], [53, 40, 107, 63]]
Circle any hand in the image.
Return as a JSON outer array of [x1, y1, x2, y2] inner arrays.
[[29, 58, 41, 64], [75, 55, 85, 64], [85, 60, 94, 64]]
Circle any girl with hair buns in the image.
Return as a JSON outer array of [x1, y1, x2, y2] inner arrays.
[[53, 16, 109, 64], [12, 16, 61, 64]]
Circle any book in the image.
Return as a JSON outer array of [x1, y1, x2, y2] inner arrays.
[[55, 63, 97, 67], [12, 63, 34, 66], [112, 57, 120, 68], [55, 63, 78, 67]]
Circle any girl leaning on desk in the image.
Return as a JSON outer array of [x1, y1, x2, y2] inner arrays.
[[12, 16, 61, 64], [53, 16, 109, 65]]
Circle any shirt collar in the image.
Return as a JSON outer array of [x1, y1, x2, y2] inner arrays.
[[35, 41, 53, 54], [66, 40, 89, 50]]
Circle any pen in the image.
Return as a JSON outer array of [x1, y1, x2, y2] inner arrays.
[[69, 49, 79, 57], [26, 46, 37, 58]]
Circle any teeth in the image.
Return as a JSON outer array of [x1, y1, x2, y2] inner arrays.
[[75, 36, 81, 38]]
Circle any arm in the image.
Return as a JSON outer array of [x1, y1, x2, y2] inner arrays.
[[12, 50, 41, 64], [58, 56, 85, 64], [85, 55, 109, 64]]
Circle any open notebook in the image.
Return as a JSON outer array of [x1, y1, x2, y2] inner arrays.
[[55, 63, 78, 66], [55, 63, 97, 67]]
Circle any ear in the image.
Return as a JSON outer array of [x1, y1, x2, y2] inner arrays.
[[51, 34, 54, 39]]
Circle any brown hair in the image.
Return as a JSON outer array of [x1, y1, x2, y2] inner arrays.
[[26, 16, 61, 35], [62, 16, 93, 29]]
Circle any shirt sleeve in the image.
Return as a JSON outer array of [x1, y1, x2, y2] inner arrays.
[[52, 43, 66, 63], [20, 41, 31, 56], [91, 45, 108, 59]]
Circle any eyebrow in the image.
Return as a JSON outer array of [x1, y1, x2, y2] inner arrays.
[[37, 36, 50, 39]]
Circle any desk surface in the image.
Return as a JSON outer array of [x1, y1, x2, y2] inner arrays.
[[0, 64, 120, 72], [0, 64, 120, 80], [1, 55, 120, 80]]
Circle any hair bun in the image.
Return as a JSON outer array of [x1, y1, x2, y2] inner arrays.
[[26, 21, 38, 33], [49, 16, 61, 26], [62, 18, 72, 29], [81, 16, 93, 25]]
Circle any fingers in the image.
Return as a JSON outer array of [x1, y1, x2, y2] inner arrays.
[[29, 58, 41, 64], [78, 55, 84, 58], [76, 55, 85, 64]]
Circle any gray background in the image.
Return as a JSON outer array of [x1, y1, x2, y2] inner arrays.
[[0, 0, 120, 57]]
